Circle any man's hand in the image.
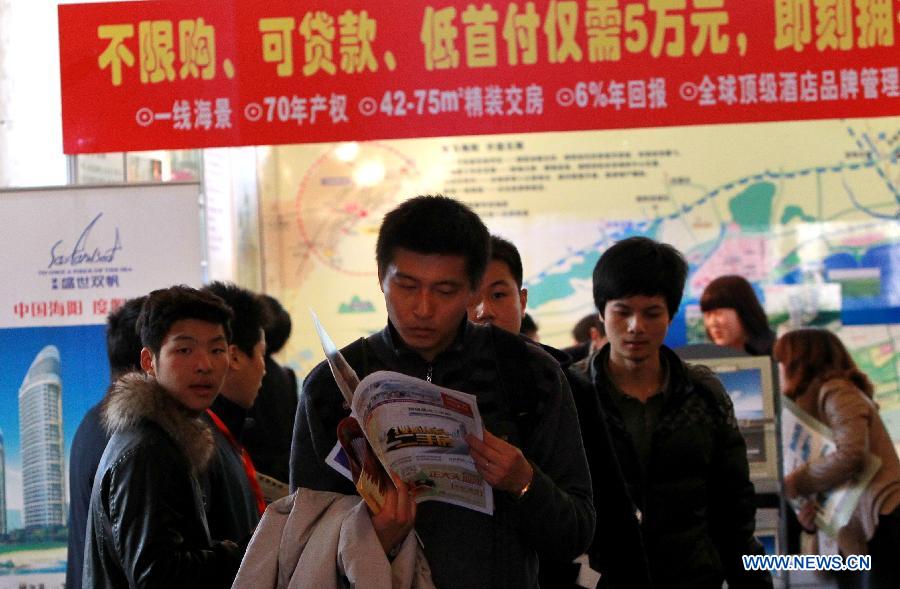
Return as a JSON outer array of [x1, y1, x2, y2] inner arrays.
[[466, 430, 534, 496], [370, 476, 416, 555]]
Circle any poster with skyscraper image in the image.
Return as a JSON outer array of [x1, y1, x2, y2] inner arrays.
[[0, 183, 203, 588], [0, 325, 107, 585]]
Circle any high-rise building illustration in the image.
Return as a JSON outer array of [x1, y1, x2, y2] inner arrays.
[[18, 345, 65, 528], [0, 428, 6, 535]]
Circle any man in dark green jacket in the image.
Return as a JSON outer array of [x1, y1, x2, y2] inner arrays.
[[588, 236, 772, 589]]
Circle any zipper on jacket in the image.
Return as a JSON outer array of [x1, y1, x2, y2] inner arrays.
[[425, 363, 434, 382]]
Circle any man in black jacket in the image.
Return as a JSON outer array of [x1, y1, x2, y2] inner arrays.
[[291, 196, 594, 589], [468, 235, 651, 589], [83, 285, 242, 588], [66, 296, 145, 589], [242, 294, 298, 487], [589, 237, 772, 589], [201, 282, 269, 546]]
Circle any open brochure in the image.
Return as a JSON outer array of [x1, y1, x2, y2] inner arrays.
[[781, 396, 881, 537], [311, 311, 494, 516]]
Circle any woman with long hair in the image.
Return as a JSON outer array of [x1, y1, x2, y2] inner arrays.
[[700, 275, 775, 355], [775, 329, 900, 588]]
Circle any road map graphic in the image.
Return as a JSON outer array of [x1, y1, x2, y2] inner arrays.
[[261, 117, 900, 435]]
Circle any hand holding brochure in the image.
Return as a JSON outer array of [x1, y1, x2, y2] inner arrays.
[[349, 370, 494, 515], [781, 396, 881, 537], [311, 311, 494, 515]]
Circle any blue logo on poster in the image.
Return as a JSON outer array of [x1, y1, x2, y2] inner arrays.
[[48, 213, 122, 269]]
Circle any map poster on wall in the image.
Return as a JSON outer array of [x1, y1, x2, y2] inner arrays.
[[59, 0, 900, 153], [258, 116, 900, 440], [0, 184, 202, 586]]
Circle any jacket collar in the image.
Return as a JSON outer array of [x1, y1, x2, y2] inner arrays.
[[591, 344, 694, 408], [101, 371, 215, 473], [210, 394, 248, 439], [379, 316, 470, 361], [540, 343, 573, 369]]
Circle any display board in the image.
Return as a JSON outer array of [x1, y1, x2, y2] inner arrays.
[[700, 355, 780, 483], [0, 183, 202, 586], [259, 116, 900, 440], [59, 0, 900, 153]]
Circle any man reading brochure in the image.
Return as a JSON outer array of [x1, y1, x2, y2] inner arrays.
[[290, 195, 595, 589]]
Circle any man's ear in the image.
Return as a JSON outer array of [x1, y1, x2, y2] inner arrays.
[[519, 288, 528, 313], [228, 344, 242, 369], [140, 347, 155, 375]]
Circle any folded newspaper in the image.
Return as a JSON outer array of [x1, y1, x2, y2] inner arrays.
[[781, 396, 881, 537], [311, 311, 494, 516]]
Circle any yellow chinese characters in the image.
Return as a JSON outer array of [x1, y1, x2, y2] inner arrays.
[[93, 3, 896, 87], [462, 4, 500, 68], [98, 24, 135, 87], [422, 7, 461, 69], [545, 1, 583, 63], [650, 0, 685, 58], [339, 10, 378, 73], [775, 0, 814, 50], [775, 0, 896, 52], [258, 10, 390, 77], [180, 18, 216, 80], [139, 20, 176, 83], [691, 0, 730, 56], [299, 11, 336, 76], [98, 18, 233, 85], [260, 17, 295, 77], [421, 0, 747, 70], [814, 0, 853, 50], [502, 2, 539, 65], [586, 0, 623, 62], [855, 0, 894, 49]]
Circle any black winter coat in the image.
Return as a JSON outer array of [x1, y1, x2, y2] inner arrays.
[[242, 356, 298, 484], [290, 320, 595, 589], [590, 345, 772, 589], [66, 400, 109, 589], [538, 344, 652, 589], [83, 373, 241, 589], [202, 396, 261, 545]]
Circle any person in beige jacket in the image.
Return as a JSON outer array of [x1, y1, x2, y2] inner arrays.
[[776, 328, 900, 589]]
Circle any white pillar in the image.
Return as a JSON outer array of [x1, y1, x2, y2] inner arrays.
[[0, 0, 68, 189], [0, 0, 13, 187]]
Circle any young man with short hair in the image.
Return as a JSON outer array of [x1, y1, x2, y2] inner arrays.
[[83, 285, 242, 588], [242, 293, 298, 486], [291, 196, 594, 589], [467, 235, 527, 336], [589, 237, 771, 589], [201, 281, 269, 545], [468, 235, 651, 588]]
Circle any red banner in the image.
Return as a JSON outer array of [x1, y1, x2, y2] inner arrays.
[[59, 0, 900, 153]]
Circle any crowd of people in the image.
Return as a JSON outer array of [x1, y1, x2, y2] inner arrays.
[[65, 195, 899, 589]]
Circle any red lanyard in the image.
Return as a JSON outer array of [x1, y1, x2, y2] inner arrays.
[[206, 409, 266, 516]]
